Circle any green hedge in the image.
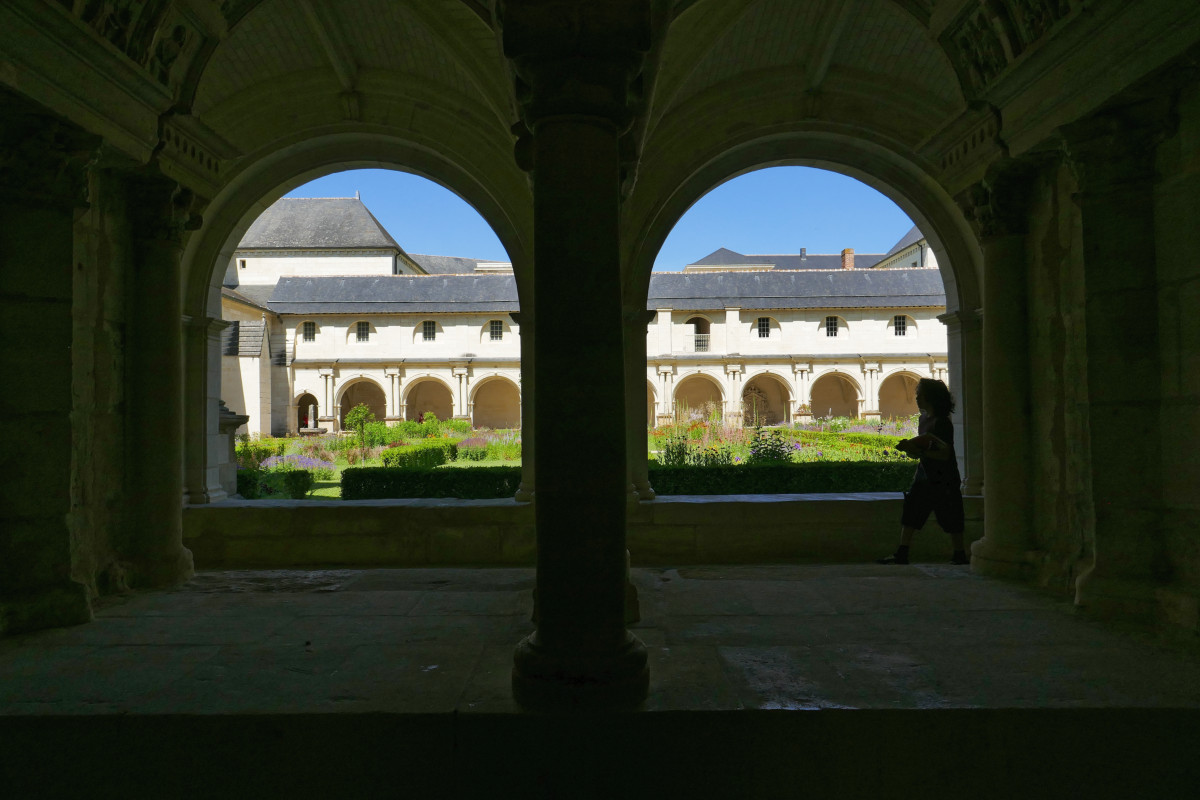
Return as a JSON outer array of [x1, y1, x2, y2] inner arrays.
[[791, 430, 904, 448], [342, 465, 523, 499], [380, 439, 458, 469], [648, 461, 913, 495]]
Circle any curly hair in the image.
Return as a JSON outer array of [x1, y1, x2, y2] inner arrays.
[[916, 378, 955, 417]]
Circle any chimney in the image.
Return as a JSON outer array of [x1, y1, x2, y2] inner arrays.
[[800, 247, 806, 261], [841, 248, 855, 270]]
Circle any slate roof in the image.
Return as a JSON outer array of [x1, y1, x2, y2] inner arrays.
[[268, 275, 521, 314], [648, 269, 944, 310], [266, 269, 944, 314], [885, 225, 923, 256], [237, 198, 401, 250], [688, 247, 885, 270], [409, 254, 480, 274], [221, 285, 273, 310], [221, 320, 267, 357]]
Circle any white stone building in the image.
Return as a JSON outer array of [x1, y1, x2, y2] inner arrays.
[[222, 197, 948, 435]]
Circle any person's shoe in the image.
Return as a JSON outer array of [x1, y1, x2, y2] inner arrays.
[[876, 554, 908, 565], [950, 551, 970, 565]]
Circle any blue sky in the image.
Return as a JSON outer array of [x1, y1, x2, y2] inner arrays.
[[284, 167, 915, 271]]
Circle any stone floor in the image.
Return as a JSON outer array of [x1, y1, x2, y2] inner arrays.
[[2, 564, 1197, 714], [3, 565, 1199, 798]]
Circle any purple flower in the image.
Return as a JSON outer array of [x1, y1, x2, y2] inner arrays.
[[817, 451, 824, 457]]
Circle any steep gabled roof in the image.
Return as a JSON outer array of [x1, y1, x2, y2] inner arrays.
[[884, 225, 924, 256], [409, 254, 480, 274], [237, 197, 402, 250]]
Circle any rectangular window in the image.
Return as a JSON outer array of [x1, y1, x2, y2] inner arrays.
[[825, 316, 838, 337], [356, 321, 369, 342], [757, 317, 770, 338], [423, 320, 436, 341], [302, 321, 315, 342], [490, 319, 503, 341], [894, 315, 907, 336], [238, 259, 246, 269]]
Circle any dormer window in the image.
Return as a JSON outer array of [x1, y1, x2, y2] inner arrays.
[[356, 321, 369, 342]]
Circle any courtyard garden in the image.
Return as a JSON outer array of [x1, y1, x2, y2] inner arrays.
[[234, 403, 921, 500]]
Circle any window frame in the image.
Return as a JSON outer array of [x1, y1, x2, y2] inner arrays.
[[356, 321, 369, 343], [825, 316, 839, 337], [422, 320, 436, 341], [489, 319, 503, 341], [893, 315, 907, 336], [302, 321, 316, 342], [756, 317, 770, 338]]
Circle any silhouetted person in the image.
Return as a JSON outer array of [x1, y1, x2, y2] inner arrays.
[[877, 378, 968, 565]]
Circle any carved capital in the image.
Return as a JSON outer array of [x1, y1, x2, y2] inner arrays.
[[126, 173, 201, 244], [497, 0, 659, 131], [956, 159, 1040, 240], [1060, 98, 1176, 195], [0, 92, 100, 208]]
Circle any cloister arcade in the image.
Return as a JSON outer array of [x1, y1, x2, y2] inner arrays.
[[3, 0, 1198, 748]]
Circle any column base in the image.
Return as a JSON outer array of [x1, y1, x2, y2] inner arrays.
[[512, 630, 649, 709], [128, 547, 195, 590], [1, 581, 92, 635], [514, 482, 534, 503], [633, 477, 656, 501], [970, 537, 1039, 580], [1074, 572, 1160, 622]]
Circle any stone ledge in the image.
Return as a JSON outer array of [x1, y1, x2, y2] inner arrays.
[[184, 495, 984, 569]]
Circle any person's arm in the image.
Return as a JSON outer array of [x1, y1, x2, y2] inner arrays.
[[920, 419, 954, 461]]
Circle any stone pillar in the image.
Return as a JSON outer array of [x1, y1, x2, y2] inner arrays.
[[792, 363, 811, 419], [625, 308, 656, 500], [218, 401, 249, 498], [184, 316, 228, 504], [939, 309, 984, 494], [655, 307, 672, 354], [318, 368, 336, 430], [511, 311, 534, 501], [724, 306, 741, 353], [725, 363, 743, 426], [123, 172, 196, 588], [384, 368, 400, 422], [1064, 105, 1172, 617], [962, 166, 1040, 578], [500, 0, 656, 706], [452, 366, 470, 419], [0, 101, 97, 632]]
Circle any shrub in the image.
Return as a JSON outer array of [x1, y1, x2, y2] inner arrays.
[[747, 428, 792, 464], [282, 469, 314, 499], [235, 435, 285, 469], [441, 417, 472, 435], [457, 437, 490, 461], [236, 467, 262, 499], [647, 461, 914, 495], [260, 454, 336, 480], [342, 465, 522, 499], [486, 440, 522, 461], [380, 438, 458, 469]]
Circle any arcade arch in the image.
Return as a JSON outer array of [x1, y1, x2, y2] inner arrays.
[[810, 372, 861, 419], [338, 379, 386, 427], [295, 392, 319, 431], [404, 377, 455, 423], [471, 377, 521, 430], [673, 373, 724, 419], [742, 373, 791, 427], [879, 371, 921, 420]]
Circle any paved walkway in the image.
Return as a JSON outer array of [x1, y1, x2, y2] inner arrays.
[[3, 564, 1197, 714]]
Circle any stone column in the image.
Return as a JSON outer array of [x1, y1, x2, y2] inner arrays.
[[318, 368, 335, 430], [725, 363, 743, 426], [0, 102, 97, 632], [626, 308, 656, 500], [939, 309, 984, 494], [500, 0, 656, 706], [384, 368, 400, 422], [452, 366, 470, 419], [656, 306, 673, 354], [511, 311, 534, 501], [184, 316, 228, 504], [961, 166, 1039, 578], [724, 306, 741, 353], [1064, 105, 1172, 617], [123, 172, 196, 588]]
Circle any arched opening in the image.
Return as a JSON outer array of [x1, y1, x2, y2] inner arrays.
[[339, 380, 386, 428], [296, 392, 319, 431], [471, 378, 520, 429], [674, 373, 724, 420], [742, 373, 791, 426], [647, 381, 657, 428], [879, 372, 920, 420], [405, 378, 454, 422], [684, 316, 711, 352], [810, 372, 860, 419]]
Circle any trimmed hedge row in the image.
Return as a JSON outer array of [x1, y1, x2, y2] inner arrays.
[[791, 430, 905, 448], [647, 461, 914, 495], [380, 439, 458, 469], [343, 465, 522, 499], [340, 461, 914, 499]]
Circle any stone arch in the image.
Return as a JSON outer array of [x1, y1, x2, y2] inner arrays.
[[742, 371, 791, 427], [336, 377, 386, 427], [673, 372, 724, 420], [470, 376, 521, 429], [646, 379, 657, 427], [879, 370, 922, 421], [295, 392, 319, 431], [683, 314, 712, 352], [403, 376, 455, 423], [810, 371, 862, 419], [180, 136, 530, 500]]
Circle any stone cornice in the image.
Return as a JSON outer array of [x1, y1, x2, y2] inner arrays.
[[0, 92, 101, 208]]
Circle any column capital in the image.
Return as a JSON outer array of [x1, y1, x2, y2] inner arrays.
[[126, 172, 203, 245], [1059, 98, 1176, 195], [954, 158, 1040, 240], [0, 93, 100, 209]]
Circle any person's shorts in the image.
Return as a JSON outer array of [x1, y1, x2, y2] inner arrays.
[[901, 479, 965, 534]]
